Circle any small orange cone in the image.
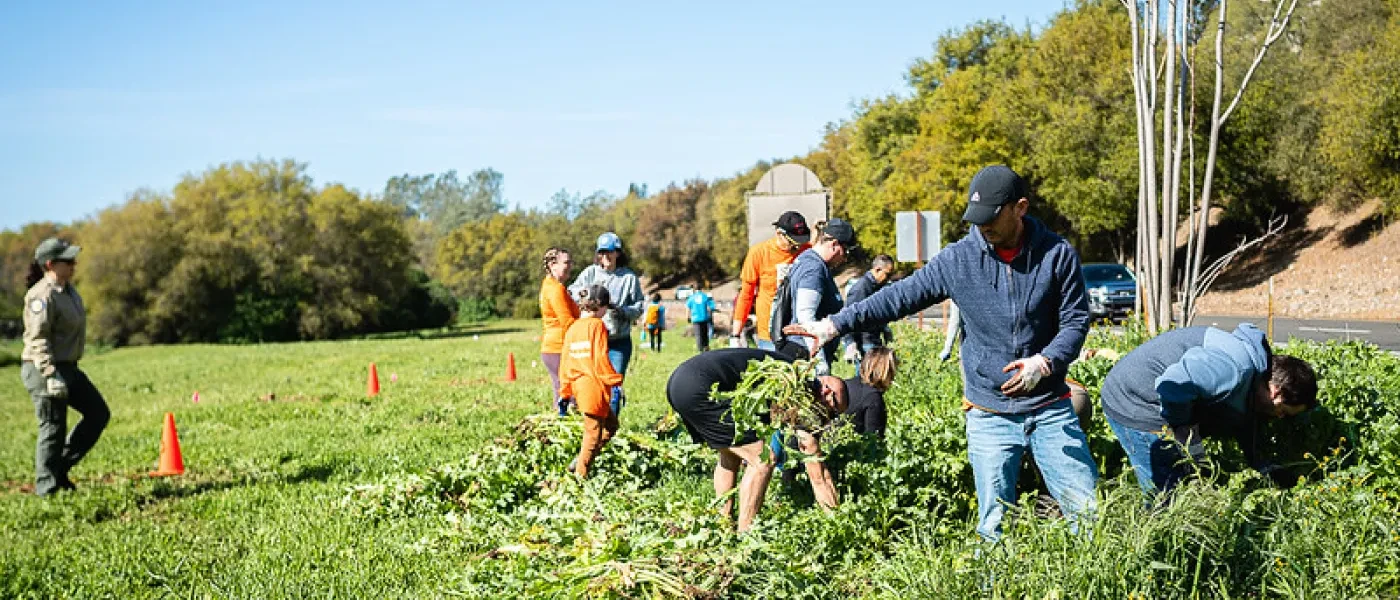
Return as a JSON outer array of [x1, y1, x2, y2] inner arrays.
[[367, 363, 380, 396], [150, 412, 185, 477], [505, 352, 517, 382]]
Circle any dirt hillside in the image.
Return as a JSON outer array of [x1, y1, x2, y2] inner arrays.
[[1195, 200, 1399, 320]]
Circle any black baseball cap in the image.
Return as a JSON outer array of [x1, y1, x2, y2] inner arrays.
[[772, 211, 811, 243], [822, 218, 857, 248], [34, 238, 80, 263], [962, 165, 1029, 225]]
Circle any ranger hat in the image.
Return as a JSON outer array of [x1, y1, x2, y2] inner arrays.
[[34, 238, 80, 263]]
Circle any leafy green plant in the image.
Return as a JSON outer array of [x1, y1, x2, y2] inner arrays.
[[710, 357, 858, 461]]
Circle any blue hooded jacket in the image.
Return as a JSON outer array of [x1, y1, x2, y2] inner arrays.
[[830, 216, 1090, 413], [1100, 323, 1271, 433]]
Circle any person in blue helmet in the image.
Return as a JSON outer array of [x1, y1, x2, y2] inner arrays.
[[569, 232, 646, 415]]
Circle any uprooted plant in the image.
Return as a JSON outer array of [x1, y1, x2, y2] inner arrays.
[[709, 357, 859, 461]]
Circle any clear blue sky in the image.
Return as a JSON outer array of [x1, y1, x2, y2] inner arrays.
[[0, 1, 1067, 229]]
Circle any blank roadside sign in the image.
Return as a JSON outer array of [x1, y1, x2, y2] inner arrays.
[[895, 211, 940, 263]]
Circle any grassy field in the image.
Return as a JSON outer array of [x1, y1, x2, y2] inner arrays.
[[4, 321, 1400, 598], [0, 321, 705, 597]]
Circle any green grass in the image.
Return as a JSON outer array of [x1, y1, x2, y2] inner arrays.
[[4, 322, 1399, 598], [0, 321, 705, 597]]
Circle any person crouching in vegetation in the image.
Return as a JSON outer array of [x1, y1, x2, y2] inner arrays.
[[666, 348, 847, 532], [844, 346, 894, 438], [1100, 323, 1318, 498], [559, 285, 624, 479]]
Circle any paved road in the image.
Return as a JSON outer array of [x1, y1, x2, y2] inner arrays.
[[1195, 315, 1400, 353]]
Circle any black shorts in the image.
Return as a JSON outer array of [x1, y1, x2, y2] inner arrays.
[[666, 369, 758, 449]]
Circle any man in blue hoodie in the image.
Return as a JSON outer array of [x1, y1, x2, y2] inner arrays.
[[785, 165, 1095, 541], [1100, 323, 1318, 497]]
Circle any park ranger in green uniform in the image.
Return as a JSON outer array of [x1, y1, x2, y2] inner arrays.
[[20, 238, 109, 496]]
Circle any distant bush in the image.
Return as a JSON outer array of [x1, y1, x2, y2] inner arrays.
[[378, 269, 457, 333], [457, 297, 496, 324], [510, 297, 539, 320]]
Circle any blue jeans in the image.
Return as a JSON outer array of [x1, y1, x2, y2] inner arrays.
[[965, 398, 1098, 541], [1106, 415, 1192, 497], [607, 337, 633, 376], [755, 339, 776, 351], [607, 337, 632, 415]]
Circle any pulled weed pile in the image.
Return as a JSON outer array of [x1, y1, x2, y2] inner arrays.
[[349, 326, 1400, 598]]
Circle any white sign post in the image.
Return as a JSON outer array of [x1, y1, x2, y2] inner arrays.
[[895, 211, 941, 328], [895, 211, 941, 263]]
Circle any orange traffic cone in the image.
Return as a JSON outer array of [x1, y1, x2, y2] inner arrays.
[[368, 363, 380, 397], [150, 412, 185, 477], [505, 352, 517, 382]]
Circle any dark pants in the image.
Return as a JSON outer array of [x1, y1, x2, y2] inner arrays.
[[648, 326, 662, 351], [21, 362, 110, 496], [693, 321, 711, 352]]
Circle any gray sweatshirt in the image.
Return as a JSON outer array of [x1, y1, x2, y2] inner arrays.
[[569, 265, 645, 341]]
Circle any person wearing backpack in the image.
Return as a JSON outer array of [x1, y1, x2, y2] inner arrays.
[[777, 218, 857, 374], [644, 293, 666, 352]]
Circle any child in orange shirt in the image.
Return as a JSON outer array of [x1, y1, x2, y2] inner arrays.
[[559, 284, 625, 478]]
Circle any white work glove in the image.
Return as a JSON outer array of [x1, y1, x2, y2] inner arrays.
[[782, 319, 839, 356], [843, 343, 860, 364], [1001, 354, 1051, 396], [728, 336, 745, 349], [1170, 424, 1206, 461], [45, 373, 69, 399]]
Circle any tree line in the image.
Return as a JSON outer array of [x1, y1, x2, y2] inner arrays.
[[3, 0, 1395, 344]]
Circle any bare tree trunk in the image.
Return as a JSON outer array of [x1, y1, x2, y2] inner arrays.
[[1192, 0, 1229, 326], [1188, 0, 1300, 325], [1158, 0, 1181, 330], [1169, 0, 1189, 324], [1183, 2, 1201, 324], [1142, 1, 1164, 334], [1123, 0, 1150, 324]]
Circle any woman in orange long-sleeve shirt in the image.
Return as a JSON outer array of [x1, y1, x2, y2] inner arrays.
[[559, 284, 624, 478], [539, 248, 579, 414]]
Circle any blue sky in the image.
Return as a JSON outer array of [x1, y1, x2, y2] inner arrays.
[[0, 1, 1068, 229]]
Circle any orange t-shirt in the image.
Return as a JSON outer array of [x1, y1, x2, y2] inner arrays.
[[539, 277, 580, 354], [559, 317, 623, 417], [733, 236, 809, 341]]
